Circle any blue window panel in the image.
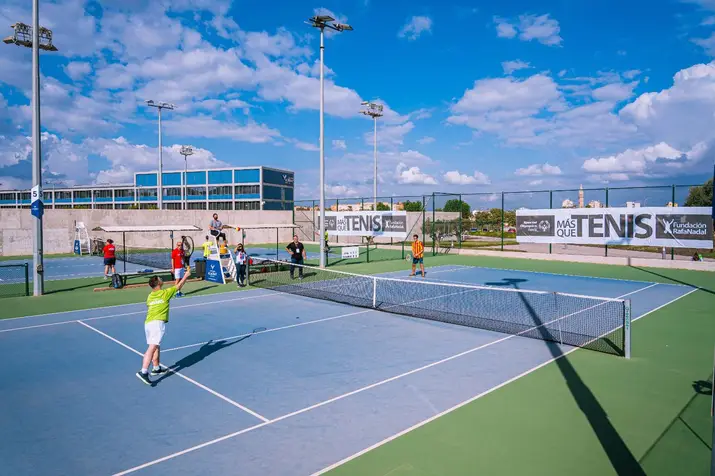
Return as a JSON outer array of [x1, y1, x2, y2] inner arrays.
[[262, 169, 294, 186], [285, 201, 294, 208], [235, 169, 260, 183], [136, 173, 157, 187], [187, 171, 207, 185], [0, 200, 16, 204], [208, 170, 233, 184], [235, 193, 260, 200], [262, 201, 284, 210], [139, 196, 157, 202], [208, 194, 233, 200], [20, 199, 30, 204], [263, 185, 283, 200], [187, 195, 206, 201], [56, 198, 72, 203], [94, 197, 113, 203], [73, 197, 91, 203], [285, 188, 294, 201], [114, 196, 134, 202], [163, 172, 182, 186], [164, 195, 182, 201]]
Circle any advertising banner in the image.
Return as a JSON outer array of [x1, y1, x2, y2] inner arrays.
[[322, 212, 408, 238], [516, 207, 713, 249], [204, 259, 225, 284], [341, 246, 360, 259]]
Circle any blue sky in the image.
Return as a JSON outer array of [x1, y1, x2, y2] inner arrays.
[[1, 0, 714, 201]]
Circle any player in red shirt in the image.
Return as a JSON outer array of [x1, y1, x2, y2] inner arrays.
[[103, 239, 116, 279], [171, 240, 186, 297]]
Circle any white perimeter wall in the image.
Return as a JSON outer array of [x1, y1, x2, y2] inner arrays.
[[0, 209, 294, 256]]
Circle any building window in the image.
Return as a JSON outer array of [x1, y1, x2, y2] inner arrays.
[[74, 204, 91, 209], [139, 188, 157, 198], [0, 192, 15, 201], [187, 202, 207, 210], [209, 201, 232, 210], [235, 185, 260, 195], [115, 203, 133, 209], [115, 189, 134, 199], [93, 190, 113, 199], [94, 204, 114, 209], [74, 190, 92, 200], [140, 203, 158, 209], [208, 186, 232, 196], [235, 201, 260, 210], [55, 191, 71, 200], [165, 203, 182, 210], [164, 187, 182, 197], [19, 192, 30, 200], [187, 186, 206, 197]]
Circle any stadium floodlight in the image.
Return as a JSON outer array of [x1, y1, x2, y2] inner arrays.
[[4, 8, 59, 296], [179, 145, 194, 210], [306, 13, 354, 268], [360, 101, 384, 211], [145, 100, 175, 210]]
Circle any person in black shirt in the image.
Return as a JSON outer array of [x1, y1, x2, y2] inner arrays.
[[285, 235, 307, 279]]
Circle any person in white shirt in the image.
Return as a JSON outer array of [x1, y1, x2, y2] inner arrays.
[[234, 243, 248, 287]]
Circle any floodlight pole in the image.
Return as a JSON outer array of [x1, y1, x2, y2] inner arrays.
[[3, 8, 59, 296], [180, 145, 194, 210], [361, 102, 383, 210], [146, 100, 175, 210], [307, 14, 353, 267]]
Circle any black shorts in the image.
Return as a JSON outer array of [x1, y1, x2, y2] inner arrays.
[[104, 258, 116, 266]]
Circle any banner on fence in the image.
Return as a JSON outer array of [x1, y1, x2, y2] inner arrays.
[[321, 211, 409, 238], [341, 246, 360, 259], [516, 207, 713, 248]]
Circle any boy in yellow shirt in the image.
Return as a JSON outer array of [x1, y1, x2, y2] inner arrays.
[[135, 268, 191, 386]]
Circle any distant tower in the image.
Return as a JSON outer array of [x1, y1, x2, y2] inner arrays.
[[578, 184, 584, 208]]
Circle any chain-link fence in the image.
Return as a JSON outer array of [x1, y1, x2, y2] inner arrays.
[[0, 263, 30, 298], [296, 183, 711, 264]]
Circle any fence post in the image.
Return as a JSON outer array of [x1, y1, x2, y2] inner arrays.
[[500, 192, 505, 252], [390, 197, 394, 246], [458, 194, 463, 250], [671, 184, 676, 260], [312, 200, 316, 243], [422, 195, 426, 249], [552, 190, 554, 254], [432, 192, 436, 256], [24, 263, 30, 296], [335, 198, 339, 244], [605, 187, 609, 257]]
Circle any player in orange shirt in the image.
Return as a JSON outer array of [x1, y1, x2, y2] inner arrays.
[[410, 234, 425, 277]]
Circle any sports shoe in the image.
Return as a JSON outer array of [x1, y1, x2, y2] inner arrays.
[[150, 367, 168, 376], [135, 371, 152, 386]]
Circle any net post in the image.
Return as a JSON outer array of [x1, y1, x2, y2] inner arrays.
[[431, 192, 436, 256], [500, 192, 505, 252], [372, 277, 377, 309], [624, 299, 632, 359], [24, 263, 29, 296], [553, 292, 563, 345]]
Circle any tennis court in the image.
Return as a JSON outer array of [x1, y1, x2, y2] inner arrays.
[[0, 261, 696, 475]]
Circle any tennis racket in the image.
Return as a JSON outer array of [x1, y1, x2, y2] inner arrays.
[[181, 235, 194, 269]]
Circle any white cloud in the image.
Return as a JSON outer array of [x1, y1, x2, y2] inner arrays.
[[693, 33, 715, 56], [327, 184, 359, 197], [398, 16, 433, 41], [515, 163, 563, 176], [592, 82, 638, 102], [502, 60, 531, 75], [372, 121, 415, 147], [166, 116, 280, 143], [395, 163, 437, 185], [582, 142, 686, 175], [332, 139, 347, 150], [495, 14, 562, 46], [417, 136, 435, 144], [287, 138, 319, 151], [65, 62, 93, 81], [443, 170, 490, 185]]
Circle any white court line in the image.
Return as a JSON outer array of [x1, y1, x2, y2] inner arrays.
[[77, 321, 269, 423], [0, 292, 277, 333], [113, 282, 660, 475], [312, 285, 699, 475], [440, 262, 691, 287]]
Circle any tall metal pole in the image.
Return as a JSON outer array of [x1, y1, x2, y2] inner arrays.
[[319, 26, 326, 268], [373, 116, 377, 210], [184, 156, 187, 210], [158, 107, 163, 210], [32, 0, 44, 296]]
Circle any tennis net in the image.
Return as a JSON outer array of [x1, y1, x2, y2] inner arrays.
[[247, 259, 631, 357]]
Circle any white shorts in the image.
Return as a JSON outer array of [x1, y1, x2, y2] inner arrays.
[[145, 321, 166, 345], [174, 267, 185, 279]]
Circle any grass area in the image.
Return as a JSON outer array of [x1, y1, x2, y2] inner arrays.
[[3, 252, 714, 475], [0, 252, 81, 261]]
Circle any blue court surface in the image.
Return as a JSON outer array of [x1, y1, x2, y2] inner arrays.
[[246, 246, 339, 262], [0, 265, 695, 475]]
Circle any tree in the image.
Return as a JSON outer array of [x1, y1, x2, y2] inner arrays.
[[684, 178, 713, 207], [403, 200, 423, 212], [443, 199, 471, 218], [376, 202, 391, 211]]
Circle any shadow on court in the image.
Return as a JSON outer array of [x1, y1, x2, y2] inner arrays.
[[486, 278, 646, 476], [630, 267, 712, 296], [154, 336, 251, 386]]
